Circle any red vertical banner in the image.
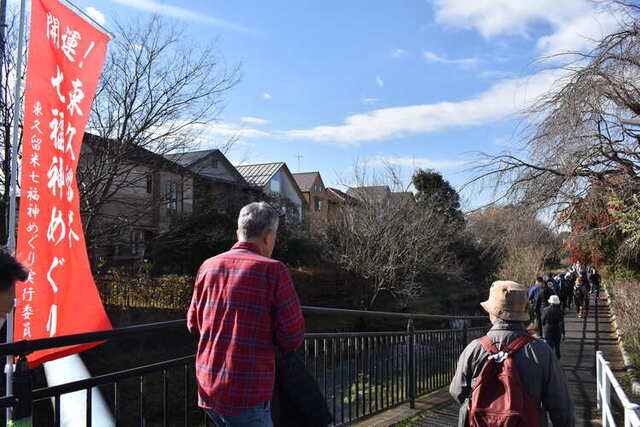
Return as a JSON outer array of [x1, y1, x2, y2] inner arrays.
[[15, 0, 112, 367]]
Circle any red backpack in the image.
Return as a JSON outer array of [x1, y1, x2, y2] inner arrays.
[[468, 335, 541, 427]]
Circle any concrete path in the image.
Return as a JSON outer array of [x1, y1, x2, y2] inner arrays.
[[368, 294, 627, 426]]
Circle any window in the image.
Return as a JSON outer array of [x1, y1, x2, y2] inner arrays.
[[211, 159, 219, 169], [130, 230, 145, 255], [165, 181, 178, 211], [314, 184, 322, 192], [314, 198, 323, 212], [146, 174, 153, 194], [270, 173, 281, 193]]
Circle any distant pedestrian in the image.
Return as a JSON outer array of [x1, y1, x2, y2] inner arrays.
[[528, 277, 542, 302], [574, 277, 588, 318], [546, 272, 559, 294], [529, 277, 543, 329], [589, 268, 601, 300], [542, 295, 565, 359], [534, 279, 555, 335], [188, 202, 306, 427], [0, 248, 28, 321], [450, 281, 575, 427], [562, 272, 574, 310]]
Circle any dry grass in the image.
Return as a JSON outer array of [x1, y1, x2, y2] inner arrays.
[[608, 279, 640, 377]]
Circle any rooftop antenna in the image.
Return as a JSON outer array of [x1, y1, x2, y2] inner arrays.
[[296, 153, 303, 172]]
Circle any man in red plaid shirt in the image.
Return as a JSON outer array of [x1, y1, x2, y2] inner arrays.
[[188, 202, 305, 426]]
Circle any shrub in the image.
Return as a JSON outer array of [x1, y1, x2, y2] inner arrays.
[[97, 270, 194, 311]]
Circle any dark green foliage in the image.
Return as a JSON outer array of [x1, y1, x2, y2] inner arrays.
[[412, 169, 464, 228], [151, 209, 237, 275], [151, 190, 324, 274]]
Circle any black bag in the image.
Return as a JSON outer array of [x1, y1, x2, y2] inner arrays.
[[272, 350, 333, 427]]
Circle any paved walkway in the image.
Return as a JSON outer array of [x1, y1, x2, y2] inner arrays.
[[359, 294, 627, 426]]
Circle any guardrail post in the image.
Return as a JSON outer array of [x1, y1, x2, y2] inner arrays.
[[12, 355, 32, 421], [596, 351, 602, 410], [603, 360, 611, 427], [407, 319, 415, 409], [625, 403, 640, 427]]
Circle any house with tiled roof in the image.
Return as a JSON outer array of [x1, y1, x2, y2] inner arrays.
[[326, 187, 359, 221], [235, 162, 307, 222], [80, 133, 199, 264], [165, 149, 249, 212], [292, 172, 330, 232], [346, 185, 415, 207]]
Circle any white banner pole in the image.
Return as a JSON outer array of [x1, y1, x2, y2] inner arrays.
[[5, 0, 27, 422]]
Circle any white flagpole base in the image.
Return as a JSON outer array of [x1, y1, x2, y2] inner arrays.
[[44, 354, 114, 427]]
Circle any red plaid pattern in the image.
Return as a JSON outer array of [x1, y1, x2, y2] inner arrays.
[[187, 242, 305, 416]]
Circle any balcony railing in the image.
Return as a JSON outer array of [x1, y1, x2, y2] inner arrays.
[[0, 306, 487, 426]]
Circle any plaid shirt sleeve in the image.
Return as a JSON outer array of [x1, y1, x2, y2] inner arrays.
[[273, 264, 305, 351], [187, 268, 203, 335]]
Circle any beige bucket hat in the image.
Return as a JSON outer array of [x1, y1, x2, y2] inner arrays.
[[480, 280, 530, 322]]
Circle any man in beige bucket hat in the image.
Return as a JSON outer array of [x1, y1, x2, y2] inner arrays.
[[480, 280, 531, 322], [449, 280, 574, 427]]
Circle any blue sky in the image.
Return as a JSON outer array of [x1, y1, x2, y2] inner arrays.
[[68, 0, 621, 208]]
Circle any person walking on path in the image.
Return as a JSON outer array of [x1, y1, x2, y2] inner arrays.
[[574, 277, 589, 318], [449, 281, 574, 427], [589, 268, 602, 300], [528, 277, 541, 302], [188, 202, 305, 427], [542, 295, 565, 360], [529, 277, 543, 331], [562, 272, 574, 311], [534, 278, 555, 336]]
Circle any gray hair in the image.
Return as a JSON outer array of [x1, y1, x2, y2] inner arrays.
[[237, 202, 280, 240]]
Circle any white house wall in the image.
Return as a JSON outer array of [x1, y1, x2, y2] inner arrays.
[[270, 170, 304, 216]]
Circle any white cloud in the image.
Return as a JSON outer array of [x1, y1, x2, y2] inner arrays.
[[376, 75, 384, 87], [366, 155, 469, 170], [241, 116, 270, 125], [282, 69, 563, 144], [480, 70, 515, 79], [262, 93, 272, 100], [363, 98, 380, 104], [109, 0, 249, 32], [433, 0, 590, 39], [423, 50, 480, 67], [203, 123, 269, 139], [391, 48, 408, 58], [536, 9, 620, 56], [432, 0, 622, 56], [85, 7, 106, 26]]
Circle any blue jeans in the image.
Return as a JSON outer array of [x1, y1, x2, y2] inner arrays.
[[205, 402, 273, 427]]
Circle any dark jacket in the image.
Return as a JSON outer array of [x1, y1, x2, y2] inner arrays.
[[580, 272, 591, 292], [574, 284, 588, 303], [449, 319, 575, 427], [589, 273, 601, 291], [535, 286, 555, 312], [542, 305, 565, 336], [271, 351, 333, 427]]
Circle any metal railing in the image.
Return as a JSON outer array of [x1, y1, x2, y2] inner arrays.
[[0, 306, 487, 426], [596, 351, 640, 427]]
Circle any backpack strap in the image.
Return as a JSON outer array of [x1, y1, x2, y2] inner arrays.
[[503, 335, 535, 355], [478, 336, 500, 355]]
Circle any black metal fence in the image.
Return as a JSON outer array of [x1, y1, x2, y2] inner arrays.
[[0, 306, 487, 426]]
